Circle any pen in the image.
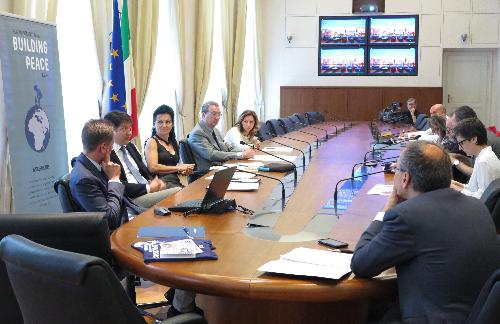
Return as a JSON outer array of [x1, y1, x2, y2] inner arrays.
[[182, 226, 193, 239]]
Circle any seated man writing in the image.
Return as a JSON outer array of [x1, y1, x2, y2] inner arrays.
[[351, 141, 500, 323]]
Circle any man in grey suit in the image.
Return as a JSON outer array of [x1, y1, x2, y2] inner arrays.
[[351, 141, 500, 323], [188, 101, 254, 172]]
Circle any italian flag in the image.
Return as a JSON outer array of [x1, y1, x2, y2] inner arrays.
[[121, 0, 138, 139]]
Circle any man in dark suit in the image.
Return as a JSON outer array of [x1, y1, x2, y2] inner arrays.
[[351, 141, 500, 323], [188, 101, 254, 172], [104, 111, 180, 208], [69, 119, 144, 230]]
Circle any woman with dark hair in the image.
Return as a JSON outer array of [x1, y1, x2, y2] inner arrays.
[[428, 115, 447, 144], [144, 105, 194, 188], [224, 110, 261, 151]]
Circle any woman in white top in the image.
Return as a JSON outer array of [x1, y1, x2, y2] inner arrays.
[[450, 117, 500, 199], [224, 110, 261, 152]]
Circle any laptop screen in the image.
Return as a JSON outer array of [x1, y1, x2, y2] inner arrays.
[[201, 166, 237, 206]]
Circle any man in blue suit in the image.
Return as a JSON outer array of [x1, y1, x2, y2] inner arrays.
[[351, 141, 500, 323], [70, 119, 144, 230]]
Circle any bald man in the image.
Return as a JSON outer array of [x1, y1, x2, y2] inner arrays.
[[429, 104, 447, 117]]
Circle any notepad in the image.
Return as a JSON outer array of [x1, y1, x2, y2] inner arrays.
[[258, 247, 352, 280], [137, 226, 205, 238]]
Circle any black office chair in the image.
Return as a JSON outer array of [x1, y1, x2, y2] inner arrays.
[[293, 113, 308, 126], [0, 235, 207, 324], [0, 213, 113, 324], [316, 111, 326, 122], [266, 119, 286, 136], [257, 121, 273, 141], [54, 173, 83, 212], [178, 138, 207, 183], [414, 113, 429, 131], [289, 114, 304, 128], [465, 269, 500, 324], [481, 179, 500, 232], [278, 117, 296, 133], [305, 112, 319, 124]]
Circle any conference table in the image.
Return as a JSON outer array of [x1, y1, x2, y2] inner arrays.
[[111, 121, 406, 324]]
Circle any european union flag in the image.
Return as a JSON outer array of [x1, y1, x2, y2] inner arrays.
[[104, 0, 126, 114]]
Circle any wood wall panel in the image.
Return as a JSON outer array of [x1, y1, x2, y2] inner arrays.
[[348, 88, 382, 121], [280, 86, 443, 121], [315, 88, 348, 120]]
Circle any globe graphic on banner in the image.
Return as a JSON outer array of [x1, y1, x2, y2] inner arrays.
[[24, 85, 50, 152]]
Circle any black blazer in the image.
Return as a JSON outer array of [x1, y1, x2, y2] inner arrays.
[[110, 143, 153, 198], [351, 188, 500, 323]]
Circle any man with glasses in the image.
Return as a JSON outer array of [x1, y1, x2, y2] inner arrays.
[[188, 101, 255, 172], [351, 141, 500, 323], [69, 119, 144, 230], [450, 118, 500, 198], [104, 111, 180, 208]]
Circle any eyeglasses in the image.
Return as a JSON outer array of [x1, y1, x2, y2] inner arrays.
[[391, 164, 406, 173], [207, 111, 221, 117], [456, 138, 469, 148], [156, 120, 172, 126]]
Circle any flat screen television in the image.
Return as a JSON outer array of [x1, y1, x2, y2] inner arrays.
[[318, 15, 418, 76], [368, 47, 417, 75], [369, 16, 417, 44], [320, 17, 367, 45], [319, 47, 366, 76]]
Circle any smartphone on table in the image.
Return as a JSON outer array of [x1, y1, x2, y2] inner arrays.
[[318, 238, 348, 249]]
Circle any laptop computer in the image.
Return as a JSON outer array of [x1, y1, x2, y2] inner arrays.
[[169, 166, 237, 212]]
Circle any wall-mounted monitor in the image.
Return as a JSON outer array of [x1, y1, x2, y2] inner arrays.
[[319, 47, 366, 76], [320, 17, 367, 45], [368, 47, 417, 75], [318, 14, 418, 76], [369, 16, 418, 44]]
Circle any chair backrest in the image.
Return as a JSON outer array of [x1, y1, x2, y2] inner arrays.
[[305, 112, 319, 124], [0, 235, 145, 324], [415, 113, 429, 131], [465, 269, 500, 324], [179, 138, 206, 183], [316, 112, 326, 122], [179, 138, 196, 165], [293, 113, 308, 125], [0, 213, 112, 324], [279, 117, 296, 133], [481, 179, 500, 232], [289, 114, 304, 128], [266, 119, 286, 136], [257, 122, 273, 141], [54, 173, 84, 212]]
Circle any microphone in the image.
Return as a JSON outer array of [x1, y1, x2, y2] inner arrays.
[[267, 131, 313, 158], [294, 120, 332, 139], [291, 127, 320, 148], [231, 168, 286, 210], [351, 155, 399, 178], [333, 169, 388, 215], [240, 141, 298, 187], [262, 138, 307, 171], [363, 143, 401, 163]]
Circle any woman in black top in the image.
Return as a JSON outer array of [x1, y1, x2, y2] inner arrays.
[[144, 105, 194, 188]]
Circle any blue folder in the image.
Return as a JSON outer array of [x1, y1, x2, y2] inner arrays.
[[132, 238, 217, 263]]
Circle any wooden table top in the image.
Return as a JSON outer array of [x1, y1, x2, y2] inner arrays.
[[111, 122, 402, 302]]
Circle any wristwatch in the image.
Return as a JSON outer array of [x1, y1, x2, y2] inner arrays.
[[453, 159, 460, 166]]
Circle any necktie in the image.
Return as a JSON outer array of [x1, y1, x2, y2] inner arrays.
[[120, 146, 148, 184], [212, 131, 222, 150]]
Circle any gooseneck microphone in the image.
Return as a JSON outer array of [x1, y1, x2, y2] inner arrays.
[[232, 168, 286, 210], [333, 169, 388, 215], [263, 138, 307, 171], [267, 131, 313, 158], [351, 155, 399, 178], [240, 141, 298, 187], [290, 127, 320, 148], [294, 121, 331, 139]]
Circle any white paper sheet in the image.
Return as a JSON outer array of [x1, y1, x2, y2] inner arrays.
[[262, 146, 294, 153], [367, 184, 393, 196], [250, 155, 298, 162]]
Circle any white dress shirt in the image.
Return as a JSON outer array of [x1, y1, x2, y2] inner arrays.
[[462, 146, 500, 199], [112, 143, 150, 192], [224, 126, 254, 152]]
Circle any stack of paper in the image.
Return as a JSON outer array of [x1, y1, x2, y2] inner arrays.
[[132, 238, 218, 262], [262, 146, 294, 153], [159, 239, 203, 258], [258, 247, 353, 280], [205, 171, 256, 180]]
